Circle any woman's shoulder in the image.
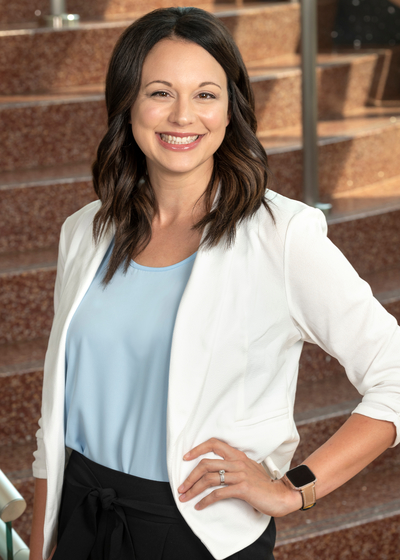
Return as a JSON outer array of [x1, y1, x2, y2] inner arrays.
[[57, 200, 103, 262], [61, 199, 101, 240], [258, 189, 328, 235], [63, 199, 101, 231]]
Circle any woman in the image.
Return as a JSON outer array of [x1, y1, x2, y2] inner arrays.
[[30, 6, 399, 560]]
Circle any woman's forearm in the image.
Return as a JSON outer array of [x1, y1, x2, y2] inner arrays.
[[30, 477, 47, 560], [301, 413, 396, 502]]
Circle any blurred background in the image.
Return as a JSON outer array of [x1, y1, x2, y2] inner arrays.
[[0, 1, 399, 558]]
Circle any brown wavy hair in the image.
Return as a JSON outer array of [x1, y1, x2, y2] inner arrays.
[[92, 6, 273, 284]]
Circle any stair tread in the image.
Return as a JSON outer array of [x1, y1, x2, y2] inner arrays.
[[0, 441, 36, 478], [0, 87, 104, 107], [247, 51, 379, 76], [364, 266, 400, 303], [0, 2, 297, 34], [328, 175, 400, 222], [275, 461, 400, 541], [0, 161, 92, 189], [0, 246, 57, 274], [294, 374, 360, 424], [0, 337, 48, 376], [260, 109, 400, 152]]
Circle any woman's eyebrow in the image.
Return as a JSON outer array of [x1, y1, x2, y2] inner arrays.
[[145, 80, 221, 89]]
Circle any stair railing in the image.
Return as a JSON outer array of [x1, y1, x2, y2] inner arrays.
[[44, 0, 80, 28], [301, 0, 332, 215], [0, 470, 29, 559]]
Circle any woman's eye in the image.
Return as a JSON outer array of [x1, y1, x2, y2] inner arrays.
[[151, 91, 169, 97], [198, 92, 216, 99]]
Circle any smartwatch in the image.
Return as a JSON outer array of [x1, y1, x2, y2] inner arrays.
[[282, 465, 317, 510]]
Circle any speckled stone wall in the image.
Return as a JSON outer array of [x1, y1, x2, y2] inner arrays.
[[0, 180, 97, 253], [0, 370, 42, 445], [275, 513, 400, 560], [0, 99, 106, 171], [0, 266, 56, 344]]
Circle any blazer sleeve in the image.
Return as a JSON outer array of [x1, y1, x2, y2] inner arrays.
[[32, 221, 67, 478], [284, 207, 400, 446]]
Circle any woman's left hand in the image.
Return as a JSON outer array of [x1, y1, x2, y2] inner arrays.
[[177, 438, 301, 517]]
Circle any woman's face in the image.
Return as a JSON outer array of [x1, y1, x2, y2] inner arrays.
[[130, 38, 230, 180]]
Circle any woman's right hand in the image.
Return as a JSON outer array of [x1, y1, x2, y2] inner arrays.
[[46, 544, 56, 560]]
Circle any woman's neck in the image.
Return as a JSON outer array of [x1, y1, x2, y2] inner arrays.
[[147, 161, 215, 228]]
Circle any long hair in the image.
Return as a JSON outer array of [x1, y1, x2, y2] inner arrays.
[[92, 6, 273, 284]]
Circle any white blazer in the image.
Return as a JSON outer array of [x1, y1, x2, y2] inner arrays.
[[33, 190, 400, 560]]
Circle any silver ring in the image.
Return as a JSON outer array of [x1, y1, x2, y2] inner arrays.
[[219, 469, 226, 485]]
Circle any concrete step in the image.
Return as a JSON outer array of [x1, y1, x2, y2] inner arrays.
[[0, 248, 57, 345], [0, 52, 382, 173], [0, 164, 97, 253], [0, 338, 46, 448], [264, 108, 400, 201], [0, 3, 300, 95], [326, 177, 400, 276], [274, 462, 400, 560], [0, 90, 106, 173], [293, 371, 400, 471], [250, 52, 381, 131]]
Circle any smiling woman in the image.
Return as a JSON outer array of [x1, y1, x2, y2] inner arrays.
[[130, 39, 230, 174], [29, 6, 400, 560]]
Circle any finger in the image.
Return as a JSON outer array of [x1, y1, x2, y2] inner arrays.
[[184, 438, 246, 462], [194, 482, 248, 510], [180, 471, 244, 502], [179, 459, 245, 493]]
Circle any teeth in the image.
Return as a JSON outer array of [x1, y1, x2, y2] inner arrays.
[[160, 134, 199, 145]]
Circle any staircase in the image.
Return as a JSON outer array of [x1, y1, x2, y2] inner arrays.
[[1, 1, 399, 557]]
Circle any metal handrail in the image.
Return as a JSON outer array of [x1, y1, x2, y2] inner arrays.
[[0, 520, 29, 560], [44, 0, 80, 28], [301, 0, 332, 216], [0, 471, 26, 523], [0, 470, 27, 559]]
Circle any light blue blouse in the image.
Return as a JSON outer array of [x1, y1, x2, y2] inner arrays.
[[64, 241, 197, 482]]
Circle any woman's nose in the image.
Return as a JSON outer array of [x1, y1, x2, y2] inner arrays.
[[168, 98, 195, 126]]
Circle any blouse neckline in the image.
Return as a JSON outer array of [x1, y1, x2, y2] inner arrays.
[[130, 251, 197, 272]]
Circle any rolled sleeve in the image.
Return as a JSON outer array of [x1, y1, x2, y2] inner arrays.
[[32, 416, 47, 478], [284, 207, 400, 446]]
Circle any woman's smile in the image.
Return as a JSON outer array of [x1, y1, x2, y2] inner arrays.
[[156, 132, 204, 150]]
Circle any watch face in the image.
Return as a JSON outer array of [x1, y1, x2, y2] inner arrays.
[[286, 465, 316, 488]]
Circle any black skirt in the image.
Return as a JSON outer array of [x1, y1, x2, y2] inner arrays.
[[54, 450, 276, 560]]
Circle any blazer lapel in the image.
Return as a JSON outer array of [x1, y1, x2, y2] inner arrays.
[[167, 188, 235, 446], [42, 224, 114, 467]]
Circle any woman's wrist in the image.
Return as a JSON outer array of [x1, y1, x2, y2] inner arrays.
[[273, 478, 303, 517]]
